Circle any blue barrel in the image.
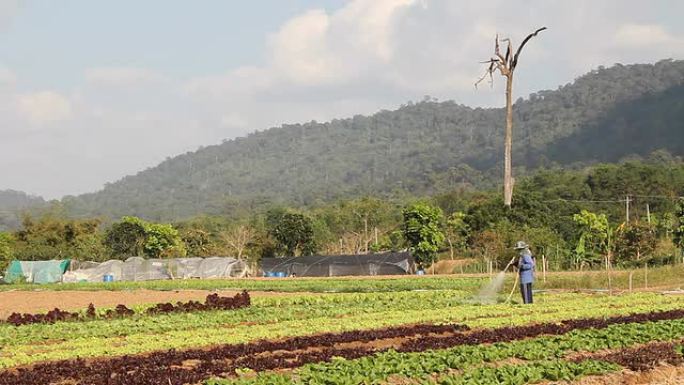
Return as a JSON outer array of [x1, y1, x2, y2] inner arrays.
[[103, 274, 114, 282], [266, 271, 276, 277], [416, 270, 425, 275], [276, 272, 287, 278]]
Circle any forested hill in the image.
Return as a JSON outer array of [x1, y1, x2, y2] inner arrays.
[[63, 60, 684, 221], [0, 190, 45, 230]]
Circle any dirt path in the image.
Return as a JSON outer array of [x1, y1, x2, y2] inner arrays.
[[0, 289, 301, 317]]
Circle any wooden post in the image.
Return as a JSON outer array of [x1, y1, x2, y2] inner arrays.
[[646, 204, 651, 224], [542, 254, 547, 283], [625, 195, 631, 223], [629, 271, 633, 292], [606, 255, 612, 295], [363, 217, 368, 254]]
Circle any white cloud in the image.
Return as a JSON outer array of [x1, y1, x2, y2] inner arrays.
[[614, 23, 679, 47], [16, 91, 73, 126], [85, 67, 166, 88], [220, 113, 248, 129], [270, 9, 333, 84], [2, 0, 684, 199], [0, 67, 16, 85], [184, 66, 272, 98], [268, 0, 417, 85], [0, 0, 19, 32]]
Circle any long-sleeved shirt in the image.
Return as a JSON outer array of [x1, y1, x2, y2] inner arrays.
[[517, 250, 535, 284]]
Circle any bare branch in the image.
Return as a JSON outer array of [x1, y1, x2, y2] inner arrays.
[[494, 34, 500, 57], [474, 70, 491, 89], [504, 40, 511, 63], [480, 58, 500, 64], [475, 60, 497, 88], [494, 34, 506, 62], [511, 27, 547, 69]]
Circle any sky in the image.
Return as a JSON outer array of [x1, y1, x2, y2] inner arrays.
[[0, 0, 683, 199]]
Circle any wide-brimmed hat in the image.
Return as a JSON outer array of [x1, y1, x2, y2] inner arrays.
[[513, 241, 529, 250]]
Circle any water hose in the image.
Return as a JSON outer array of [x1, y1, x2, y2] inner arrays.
[[504, 257, 518, 304]]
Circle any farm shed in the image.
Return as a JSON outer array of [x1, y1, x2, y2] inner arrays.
[[260, 252, 414, 277], [62, 256, 249, 283], [3, 259, 71, 284]]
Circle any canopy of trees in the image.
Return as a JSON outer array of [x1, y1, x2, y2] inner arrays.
[[1, 159, 684, 271]]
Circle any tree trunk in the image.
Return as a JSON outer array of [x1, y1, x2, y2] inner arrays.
[[447, 238, 454, 260], [504, 74, 514, 207], [364, 217, 368, 254]]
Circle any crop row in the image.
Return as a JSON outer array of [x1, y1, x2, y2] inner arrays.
[[2, 291, 678, 366], [0, 322, 467, 385], [211, 315, 684, 384], [5, 291, 250, 326], [396, 306, 684, 352], [1, 294, 682, 373], [4, 307, 684, 385], [1, 275, 486, 293], [402, 359, 618, 385], [0, 290, 470, 348], [582, 340, 684, 371], [212, 359, 619, 385], [422, 341, 684, 385]]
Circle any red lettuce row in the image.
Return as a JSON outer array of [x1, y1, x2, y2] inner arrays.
[[4, 291, 251, 326]]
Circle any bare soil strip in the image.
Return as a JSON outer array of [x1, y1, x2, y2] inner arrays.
[[0, 289, 300, 317]]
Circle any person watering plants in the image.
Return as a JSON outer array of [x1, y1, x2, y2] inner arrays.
[[514, 241, 535, 304]]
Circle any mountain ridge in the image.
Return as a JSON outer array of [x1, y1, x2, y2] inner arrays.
[[47, 59, 684, 221]]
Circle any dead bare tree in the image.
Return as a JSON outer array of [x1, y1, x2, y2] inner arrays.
[[219, 225, 255, 260], [476, 27, 546, 207]]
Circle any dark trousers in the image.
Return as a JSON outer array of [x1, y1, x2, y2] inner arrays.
[[520, 283, 533, 304]]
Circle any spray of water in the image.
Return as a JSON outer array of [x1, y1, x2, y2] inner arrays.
[[473, 271, 507, 304]]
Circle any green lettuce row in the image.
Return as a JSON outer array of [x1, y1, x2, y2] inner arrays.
[[1, 276, 486, 293], [420, 359, 620, 385], [207, 360, 619, 385]]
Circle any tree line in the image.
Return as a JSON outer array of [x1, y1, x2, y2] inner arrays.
[[1, 159, 684, 273]]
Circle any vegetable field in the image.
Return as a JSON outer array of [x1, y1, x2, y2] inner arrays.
[[2, 277, 684, 384]]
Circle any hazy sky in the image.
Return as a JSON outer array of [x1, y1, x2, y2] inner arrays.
[[1, 0, 683, 199]]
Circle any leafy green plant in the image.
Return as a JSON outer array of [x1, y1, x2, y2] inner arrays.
[[674, 199, 684, 258], [402, 202, 445, 268], [104, 216, 185, 258], [573, 210, 611, 269], [0, 232, 14, 272], [614, 221, 657, 264], [267, 210, 316, 257]]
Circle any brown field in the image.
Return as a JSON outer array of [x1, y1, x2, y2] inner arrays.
[[0, 289, 301, 317]]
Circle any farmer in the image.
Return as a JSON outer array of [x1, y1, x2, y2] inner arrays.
[[514, 241, 535, 304]]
